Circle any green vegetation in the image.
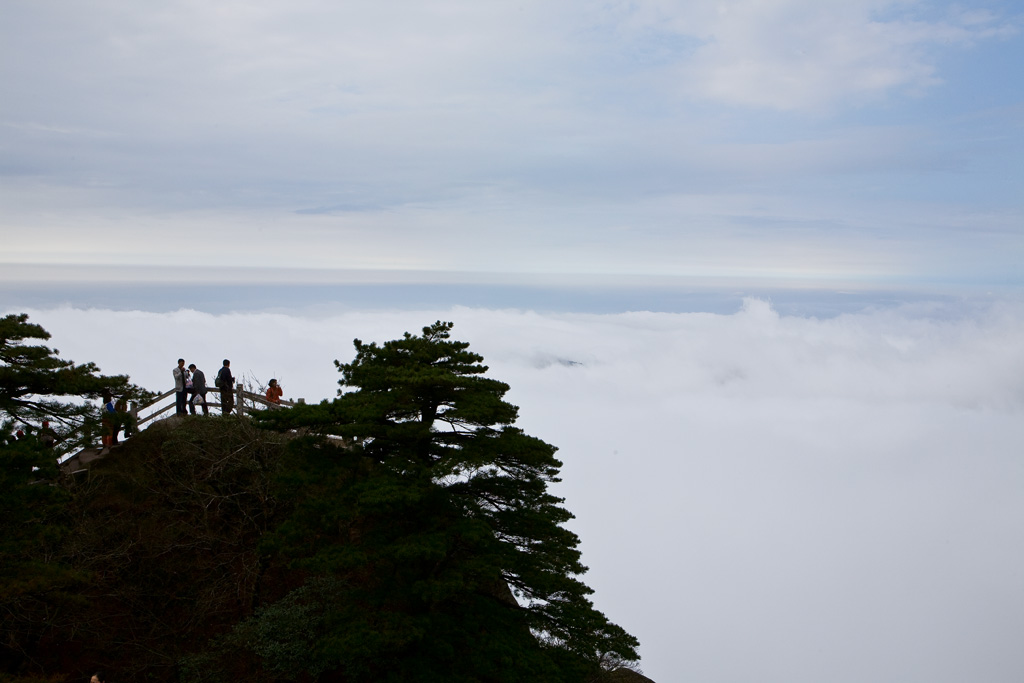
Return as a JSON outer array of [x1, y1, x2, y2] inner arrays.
[[0, 318, 641, 682], [0, 313, 149, 455], [0, 314, 150, 683]]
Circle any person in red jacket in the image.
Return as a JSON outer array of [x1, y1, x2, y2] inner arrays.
[[265, 378, 283, 405]]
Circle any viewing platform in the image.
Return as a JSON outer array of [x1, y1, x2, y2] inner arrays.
[[59, 384, 304, 475]]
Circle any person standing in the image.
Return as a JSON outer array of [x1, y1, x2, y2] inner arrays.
[[101, 391, 116, 448], [38, 420, 57, 448], [188, 363, 209, 416], [172, 358, 188, 415], [265, 378, 283, 405], [217, 359, 234, 415], [115, 397, 133, 438]]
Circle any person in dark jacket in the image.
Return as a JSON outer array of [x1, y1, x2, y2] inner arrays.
[[216, 359, 234, 415], [188, 363, 209, 416], [101, 390, 116, 448], [38, 420, 57, 448], [172, 358, 188, 415]]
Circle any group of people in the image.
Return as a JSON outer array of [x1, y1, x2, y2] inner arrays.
[[101, 392, 131, 448], [173, 358, 235, 416], [9, 411, 125, 453], [7, 363, 282, 454], [173, 359, 285, 417], [8, 421, 57, 447]]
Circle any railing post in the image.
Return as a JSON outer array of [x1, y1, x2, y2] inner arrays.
[[236, 382, 244, 416]]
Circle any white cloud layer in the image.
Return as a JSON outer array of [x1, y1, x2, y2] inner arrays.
[[10, 300, 1024, 683]]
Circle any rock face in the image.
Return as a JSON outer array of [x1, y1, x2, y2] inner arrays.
[[58, 445, 107, 473], [604, 668, 657, 683]]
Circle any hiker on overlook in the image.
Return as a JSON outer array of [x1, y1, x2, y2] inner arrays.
[[216, 359, 234, 415], [38, 420, 57, 448], [101, 391, 116, 448], [188, 363, 209, 416], [115, 397, 133, 437], [172, 358, 189, 415], [265, 378, 283, 405]]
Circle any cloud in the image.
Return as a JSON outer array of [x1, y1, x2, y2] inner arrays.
[[2, 1, 1014, 195], [609, 0, 1018, 110], [0, 3, 1020, 287], [9, 298, 1024, 682]]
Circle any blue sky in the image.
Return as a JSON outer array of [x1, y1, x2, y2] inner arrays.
[[1, 0, 1021, 292]]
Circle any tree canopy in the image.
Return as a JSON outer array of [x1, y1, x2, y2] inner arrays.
[[1, 416, 295, 683], [0, 319, 644, 682], [253, 321, 639, 682], [0, 313, 147, 452], [0, 314, 149, 681]]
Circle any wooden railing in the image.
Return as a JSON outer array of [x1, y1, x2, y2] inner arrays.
[[132, 384, 305, 428], [57, 386, 305, 471]]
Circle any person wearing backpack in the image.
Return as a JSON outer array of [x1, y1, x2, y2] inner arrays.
[[216, 359, 234, 415], [189, 363, 210, 416]]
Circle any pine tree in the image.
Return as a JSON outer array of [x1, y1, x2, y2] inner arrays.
[[253, 321, 639, 682], [0, 313, 146, 453], [0, 314, 147, 677]]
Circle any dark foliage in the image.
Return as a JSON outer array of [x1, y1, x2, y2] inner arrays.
[[1, 321, 643, 683], [0, 314, 149, 681], [2, 417, 293, 682], [249, 321, 639, 682], [0, 313, 150, 455], [0, 434, 84, 682]]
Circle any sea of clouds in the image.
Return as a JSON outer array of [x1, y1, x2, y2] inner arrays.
[[11, 299, 1024, 683]]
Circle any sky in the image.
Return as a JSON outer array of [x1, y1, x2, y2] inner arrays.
[[1, 0, 1022, 290], [3, 1, 1024, 681]]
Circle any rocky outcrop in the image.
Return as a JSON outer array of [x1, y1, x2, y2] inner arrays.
[[600, 667, 657, 682]]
